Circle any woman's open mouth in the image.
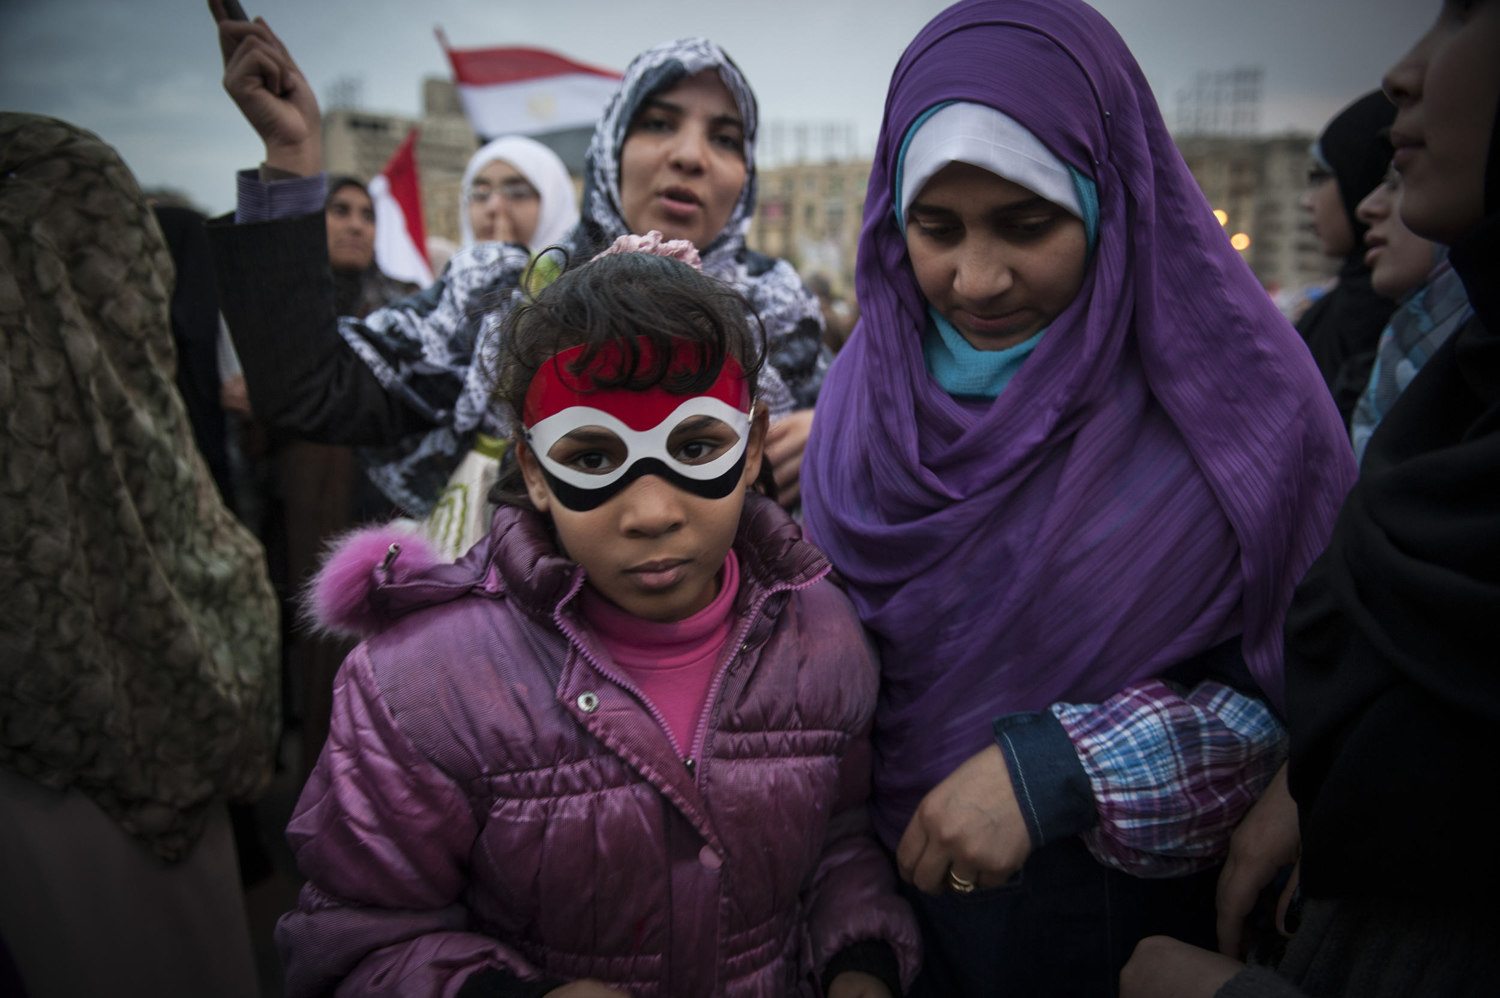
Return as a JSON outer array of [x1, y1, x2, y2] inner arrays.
[[658, 186, 703, 220]]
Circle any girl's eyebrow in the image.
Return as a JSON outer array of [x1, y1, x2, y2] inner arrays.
[[558, 428, 622, 445], [672, 415, 726, 433]]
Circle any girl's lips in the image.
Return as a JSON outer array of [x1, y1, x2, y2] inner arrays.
[[627, 559, 689, 591]]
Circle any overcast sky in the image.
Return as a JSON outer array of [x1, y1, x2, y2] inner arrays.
[[2, 0, 1435, 215]]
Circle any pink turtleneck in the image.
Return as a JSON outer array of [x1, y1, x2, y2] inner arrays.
[[579, 552, 740, 757]]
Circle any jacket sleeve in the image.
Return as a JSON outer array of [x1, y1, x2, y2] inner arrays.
[[801, 636, 921, 994], [276, 646, 548, 998], [996, 678, 1286, 879], [206, 209, 429, 446]]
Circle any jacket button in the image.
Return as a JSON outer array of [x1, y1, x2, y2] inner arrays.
[[698, 845, 722, 870], [576, 691, 600, 713]]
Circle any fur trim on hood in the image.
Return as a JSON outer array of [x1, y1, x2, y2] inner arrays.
[[304, 522, 443, 640]]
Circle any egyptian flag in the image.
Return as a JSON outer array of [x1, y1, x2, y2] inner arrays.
[[437, 29, 621, 139], [368, 127, 432, 286]]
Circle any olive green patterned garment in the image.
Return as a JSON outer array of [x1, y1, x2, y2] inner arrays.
[[0, 114, 280, 862]]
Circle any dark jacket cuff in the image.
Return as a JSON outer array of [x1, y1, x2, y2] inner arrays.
[[456, 965, 568, 998], [821, 938, 902, 996], [993, 710, 1097, 847]]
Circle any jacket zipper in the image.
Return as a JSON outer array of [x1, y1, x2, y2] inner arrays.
[[684, 570, 829, 784]]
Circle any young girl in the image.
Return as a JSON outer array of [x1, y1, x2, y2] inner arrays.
[[801, 0, 1356, 993], [276, 238, 918, 998]]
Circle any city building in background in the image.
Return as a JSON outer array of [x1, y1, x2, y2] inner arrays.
[[1177, 132, 1333, 303], [749, 156, 869, 299], [323, 70, 1332, 307]]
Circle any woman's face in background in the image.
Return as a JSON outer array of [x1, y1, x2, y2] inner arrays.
[[466, 159, 542, 246], [1301, 165, 1356, 259], [1385, 0, 1500, 243], [1356, 168, 1436, 300], [618, 70, 747, 251], [326, 185, 375, 272]]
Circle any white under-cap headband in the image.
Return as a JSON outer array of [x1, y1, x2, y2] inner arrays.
[[899, 102, 1081, 224]]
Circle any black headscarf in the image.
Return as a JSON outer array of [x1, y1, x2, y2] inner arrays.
[[1286, 74, 1500, 914], [1297, 91, 1399, 426], [325, 175, 417, 319], [1314, 90, 1396, 250]]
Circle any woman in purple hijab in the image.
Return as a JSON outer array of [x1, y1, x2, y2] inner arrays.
[[800, 0, 1356, 992]]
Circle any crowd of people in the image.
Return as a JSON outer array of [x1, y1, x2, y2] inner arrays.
[[1, 0, 1495, 995]]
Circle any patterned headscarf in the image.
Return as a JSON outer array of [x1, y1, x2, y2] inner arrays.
[[568, 37, 824, 407], [800, 0, 1357, 847], [0, 114, 280, 861]]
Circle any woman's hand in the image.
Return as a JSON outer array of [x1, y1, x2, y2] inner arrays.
[[896, 743, 1031, 894], [1216, 761, 1300, 958], [208, 0, 322, 176], [827, 970, 893, 998], [765, 408, 814, 508]]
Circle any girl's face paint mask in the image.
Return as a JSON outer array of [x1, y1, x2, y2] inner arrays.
[[522, 339, 753, 512]]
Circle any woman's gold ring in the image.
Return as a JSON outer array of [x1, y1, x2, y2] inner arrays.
[[946, 868, 977, 895]]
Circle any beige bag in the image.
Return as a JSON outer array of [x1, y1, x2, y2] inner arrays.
[[417, 433, 509, 561]]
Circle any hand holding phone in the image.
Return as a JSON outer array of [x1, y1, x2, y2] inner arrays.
[[208, 0, 323, 176]]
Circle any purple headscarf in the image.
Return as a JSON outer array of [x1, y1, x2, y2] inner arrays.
[[800, 0, 1356, 847]]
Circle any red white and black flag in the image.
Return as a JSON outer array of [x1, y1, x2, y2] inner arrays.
[[436, 29, 621, 140], [369, 127, 432, 286]]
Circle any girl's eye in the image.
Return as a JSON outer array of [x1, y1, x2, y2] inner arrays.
[[550, 435, 626, 474], [675, 440, 720, 463], [569, 451, 618, 474], [712, 131, 745, 156]]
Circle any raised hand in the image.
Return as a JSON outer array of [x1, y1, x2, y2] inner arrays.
[[208, 0, 322, 176]]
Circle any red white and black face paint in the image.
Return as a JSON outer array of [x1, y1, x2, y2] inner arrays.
[[522, 338, 752, 511]]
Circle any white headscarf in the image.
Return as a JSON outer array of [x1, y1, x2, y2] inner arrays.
[[457, 135, 578, 250], [897, 101, 1081, 225]]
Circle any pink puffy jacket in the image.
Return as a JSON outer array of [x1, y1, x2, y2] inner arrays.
[[276, 495, 919, 996]]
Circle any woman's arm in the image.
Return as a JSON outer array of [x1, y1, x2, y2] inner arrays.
[[206, 6, 433, 444], [207, 207, 431, 444], [1003, 677, 1286, 878]]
